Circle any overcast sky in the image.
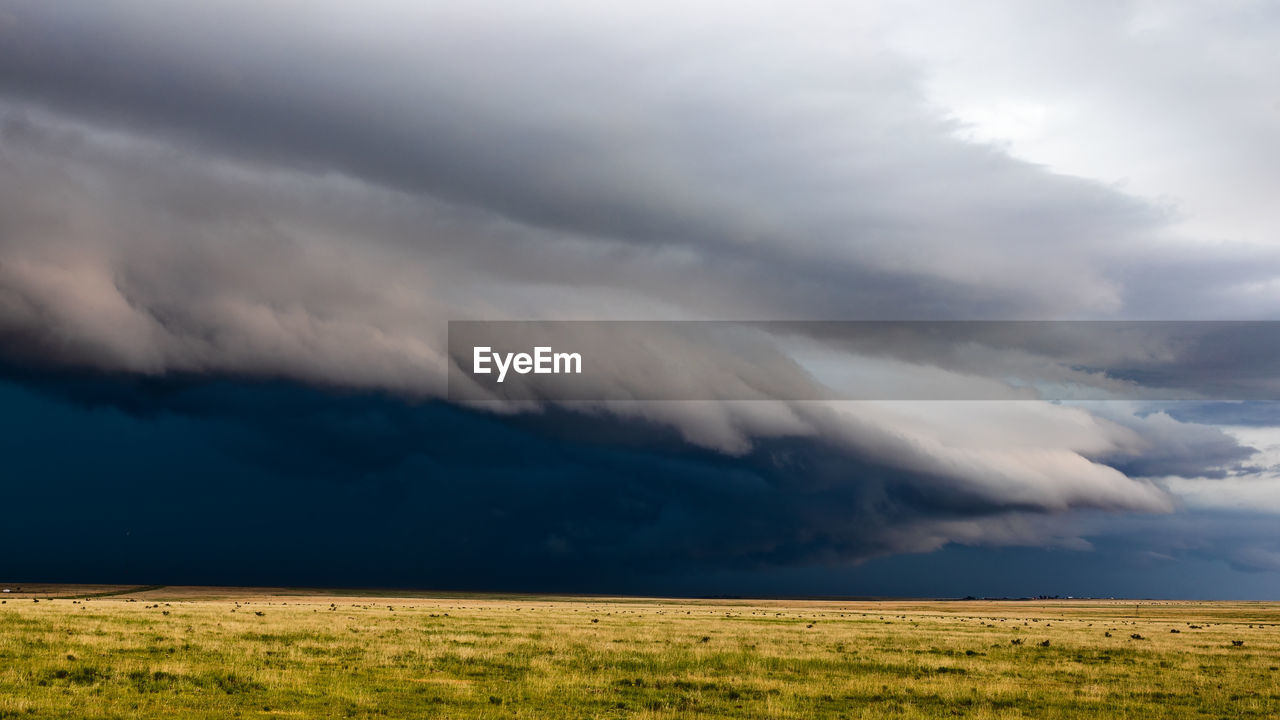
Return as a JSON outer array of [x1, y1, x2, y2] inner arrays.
[[2, 0, 1279, 597]]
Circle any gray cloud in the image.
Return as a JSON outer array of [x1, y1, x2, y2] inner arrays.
[[1087, 408, 1258, 479], [0, 0, 1277, 572], [0, 0, 1193, 318]]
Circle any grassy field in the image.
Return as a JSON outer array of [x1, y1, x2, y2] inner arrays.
[[1, 586, 1277, 719]]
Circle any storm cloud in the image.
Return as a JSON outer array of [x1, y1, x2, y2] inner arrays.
[[2, 0, 1279, 594]]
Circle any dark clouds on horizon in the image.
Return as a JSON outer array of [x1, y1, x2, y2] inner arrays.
[[2, 0, 1280, 596], [0, 369, 1088, 589], [4, 369, 1277, 597]]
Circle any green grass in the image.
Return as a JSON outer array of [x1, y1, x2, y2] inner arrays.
[[1, 589, 1278, 718]]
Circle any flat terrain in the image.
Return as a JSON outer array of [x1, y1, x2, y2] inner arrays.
[[1, 586, 1278, 718]]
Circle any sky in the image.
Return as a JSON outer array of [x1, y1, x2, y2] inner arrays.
[[2, 0, 1280, 598]]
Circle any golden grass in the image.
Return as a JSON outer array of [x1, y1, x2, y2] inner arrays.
[[1, 586, 1277, 718]]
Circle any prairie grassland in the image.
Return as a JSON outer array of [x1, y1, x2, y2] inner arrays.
[[1, 586, 1278, 719]]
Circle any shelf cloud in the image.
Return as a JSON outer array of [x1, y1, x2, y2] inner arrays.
[[2, 0, 1279, 594]]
